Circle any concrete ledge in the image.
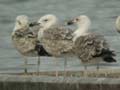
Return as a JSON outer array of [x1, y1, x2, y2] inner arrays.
[[0, 75, 120, 90]]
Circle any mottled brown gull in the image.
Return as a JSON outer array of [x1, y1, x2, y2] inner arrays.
[[11, 15, 51, 73], [37, 14, 74, 76], [67, 15, 116, 70]]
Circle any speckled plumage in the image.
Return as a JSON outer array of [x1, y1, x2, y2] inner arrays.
[[40, 26, 74, 57], [12, 15, 52, 73], [66, 15, 116, 67], [12, 28, 38, 56], [73, 33, 115, 64], [12, 26, 51, 57]]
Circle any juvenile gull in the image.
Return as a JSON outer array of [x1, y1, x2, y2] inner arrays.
[[115, 16, 120, 33], [37, 14, 74, 76], [67, 15, 116, 70], [12, 15, 51, 73]]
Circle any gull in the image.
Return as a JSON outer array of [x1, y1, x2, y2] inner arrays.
[[67, 15, 116, 70], [36, 14, 74, 76], [115, 16, 120, 33], [12, 15, 51, 73]]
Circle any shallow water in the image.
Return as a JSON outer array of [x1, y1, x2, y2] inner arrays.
[[0, 0, 120, 73]]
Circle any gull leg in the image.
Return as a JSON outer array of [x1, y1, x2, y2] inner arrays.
[[23, 56, 28, 73], [96, 63, 100, 77], [83, 64, 87, 77], [54, 57, 58, 77], [63, 57, 67, 78], [84, 64, 87, 70], [37, 56, 40, 75], [96, 63, 100, 71]]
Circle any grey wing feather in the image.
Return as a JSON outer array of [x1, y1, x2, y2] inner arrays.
[[43, 26, 73, 40], [74, 33, 109, 62], [12, 29, 37, 56], [41, 26, 74, 56]]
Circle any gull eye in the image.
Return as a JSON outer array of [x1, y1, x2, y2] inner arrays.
[[76, 18, 79, 21], [44, 19, 48, 22]]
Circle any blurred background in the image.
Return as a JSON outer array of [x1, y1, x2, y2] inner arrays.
[[0, 0, 120, 73]]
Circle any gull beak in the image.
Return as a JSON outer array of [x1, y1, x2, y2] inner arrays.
[[66, 18, 76, 25], [67, 20, 74, 25], [29, 22, 40, 27], [111, 16, 118, 19]]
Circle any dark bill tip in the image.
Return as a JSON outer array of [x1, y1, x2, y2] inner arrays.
[[66, 21, 73, 25], [29, 22, 40, 27], [111, 16, 118, 19]]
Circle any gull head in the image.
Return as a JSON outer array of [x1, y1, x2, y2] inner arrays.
[[67, 15, 91, 28], [37, 14, 58, 30], [115, 16, 120, 33], [14, 15, 29, 31], [66, 15, 91, 40]]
